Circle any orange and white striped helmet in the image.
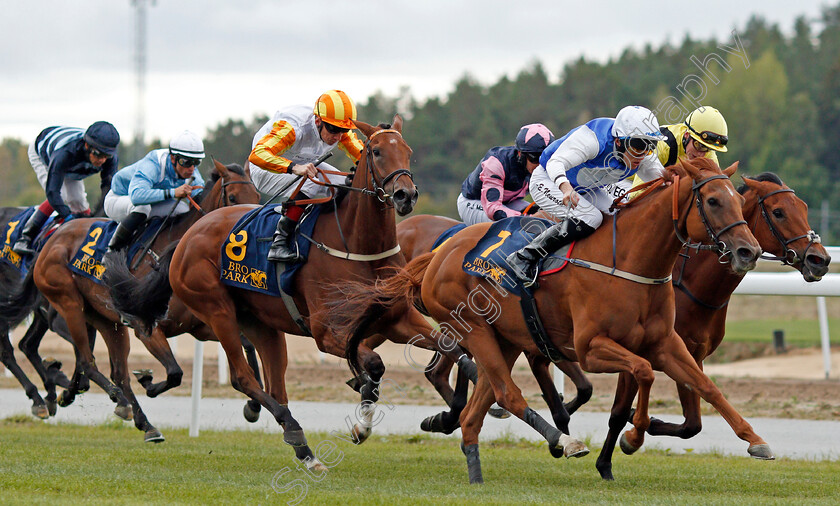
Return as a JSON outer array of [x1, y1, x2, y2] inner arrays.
[[313, 90, 357, 129]]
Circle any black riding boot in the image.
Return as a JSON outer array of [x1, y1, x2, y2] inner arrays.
[[267, 215, 300, 263], [505, 217, 596, 286], [12, 209, 49, 255], [107, 212, 147, 253]]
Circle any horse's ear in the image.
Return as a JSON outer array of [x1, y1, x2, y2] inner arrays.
[[392, 114, 403, 133], [213, 158, 230, 178], [723, 161, 739, 178], [352, 119, 375, 139]]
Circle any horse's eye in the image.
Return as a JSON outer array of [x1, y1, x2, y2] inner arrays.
[[229, 194, 236, 203], [771, 208, 784, 218], [372, 148, 381, 157], [707, 197, 719, 207]]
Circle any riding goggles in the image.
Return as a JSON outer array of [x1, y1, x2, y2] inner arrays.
[[625, 137, 656, 156], [687, 125, 728, 148], [88, 147, 113, 159], [177, 156, 201, 168], [322, 121, 349, 135]]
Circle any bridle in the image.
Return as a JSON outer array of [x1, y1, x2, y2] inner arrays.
[[673, 173, 748, 259], [754, 187, 821, 266], [355, 128, 415, 205], [212, 177, 257, 212]]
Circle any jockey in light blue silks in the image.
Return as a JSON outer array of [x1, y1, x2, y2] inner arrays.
[[506, 106, 668, 285], [457, 124, 555, 225], [103, 130, 206, 252]]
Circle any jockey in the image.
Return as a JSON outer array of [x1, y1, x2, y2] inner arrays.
[[506, 106, 667, 284], [12, 121, 120, 254], [657, 106, 728, 165], [457, 124, 555, 225], [104, 130, 205, 252], [248, 89, 365, 262]]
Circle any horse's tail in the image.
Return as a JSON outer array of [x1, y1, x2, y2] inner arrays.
[[332, 252, 435, 378], [0, 253, 43, 328], [103, 241, 178, 334]]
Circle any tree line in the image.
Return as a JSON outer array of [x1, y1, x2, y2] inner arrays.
[[3, 6, 840, 239]]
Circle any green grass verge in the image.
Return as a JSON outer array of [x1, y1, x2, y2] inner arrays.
[[0, 418, 838, 505], [725, 318, 840, 346]]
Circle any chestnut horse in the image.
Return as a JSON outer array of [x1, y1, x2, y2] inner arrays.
[[0, 160, 260, 442], [337, 158, 770, 483], [105, 117, 474, 470]]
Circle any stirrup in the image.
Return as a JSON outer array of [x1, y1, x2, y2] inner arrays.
[[12, 240, 35, 256]]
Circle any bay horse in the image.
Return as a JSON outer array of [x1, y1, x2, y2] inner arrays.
[[1, 207, 100, 419], [337, 158, 770, 483], [105, 117, 475, 470], [0, 160, 260, 442]]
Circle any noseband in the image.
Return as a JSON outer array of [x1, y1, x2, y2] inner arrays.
[[755, 187, 821, 266], [673, 174, 748, 258]]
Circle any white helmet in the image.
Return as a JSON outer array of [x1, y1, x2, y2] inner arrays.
[[169, 130, 206, 159], [612, 106, 666, 141]]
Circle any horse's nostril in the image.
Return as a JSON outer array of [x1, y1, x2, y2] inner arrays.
[[738, 247, 758, 261]]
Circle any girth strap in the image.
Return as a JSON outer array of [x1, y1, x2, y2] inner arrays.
[[519, 290, 572, 363]]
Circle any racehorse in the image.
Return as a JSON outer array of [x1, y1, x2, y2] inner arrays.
[[593, 171, 830, 478], [104, 117, 475, 469], [0, 207, 101, 419], [0, 160, 260, 442], [336, 158, 771, 483]]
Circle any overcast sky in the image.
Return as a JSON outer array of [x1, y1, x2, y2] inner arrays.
[[0, 0, 829, 144]]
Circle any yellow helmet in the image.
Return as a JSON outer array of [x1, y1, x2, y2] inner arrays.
[[685, 106, 728, 152], [313, 90, 357, 130]]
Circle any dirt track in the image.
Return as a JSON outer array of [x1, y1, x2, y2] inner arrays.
[[3, 329, 839, 422]]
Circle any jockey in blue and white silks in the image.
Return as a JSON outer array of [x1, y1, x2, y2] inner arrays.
[[506, 106, 667, 284], [457, 124, 554, 225], [103, 130, 206, 252]]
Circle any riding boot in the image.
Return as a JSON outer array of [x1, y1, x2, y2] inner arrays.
[[12, 209, 49, 255], [505, 217, 596, 286], [267, 215, 300, 263], [107, 212, 147, 253]]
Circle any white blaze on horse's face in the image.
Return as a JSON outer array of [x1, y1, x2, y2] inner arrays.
[[389, 138, 398, 145]]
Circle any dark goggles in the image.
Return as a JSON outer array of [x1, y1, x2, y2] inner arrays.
[[625, 137, 656, 155], [176, 156, 201, 168], [322, 121, 349, 135], [687, 124, 728, 148], [523, 152, 542, 163], [88, 147, 113, 159]]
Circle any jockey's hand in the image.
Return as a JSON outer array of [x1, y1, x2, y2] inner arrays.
[[559, 182, 580, 208], [661, 168, 676, 184], [174, 183, 203, 199], [291, 163, 319, 179]]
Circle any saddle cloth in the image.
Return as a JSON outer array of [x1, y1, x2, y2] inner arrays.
[[66, 218, 164, 284], [461, 216, 574, 296], [431, 223, 467, 252], [220, 204, 323, 296], [0, 207, 57, 275]]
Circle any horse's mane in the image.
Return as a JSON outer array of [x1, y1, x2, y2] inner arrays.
[[736, 172, 783, 195]]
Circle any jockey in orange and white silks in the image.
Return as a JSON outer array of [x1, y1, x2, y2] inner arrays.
[[457, 124, 555, 226], [248, 90, 365, 263], [507, 106, 667, 284]]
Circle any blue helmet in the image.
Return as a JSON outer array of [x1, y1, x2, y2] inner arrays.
[[515, 123, 555, 153], [84, 121, 120, 156]]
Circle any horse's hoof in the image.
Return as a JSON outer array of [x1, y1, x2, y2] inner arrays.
[[144, 429, 165, 443], [619, 432, 640, 455], [114, 405, 134, 421], [243, 401, 261, 423], [46, 399, 58, 417], [487, 403, 511, 419], [43, 358, 63, 371], [57, 391, 74, 408], [31, 404, 49, 419], [748, 443, 775, 460], [304, 458, 327, 472], [564, 439, 590, 459], [351, 424, 371, 444], [548, 444, 565, 459], [132, 369, 153, 382]]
